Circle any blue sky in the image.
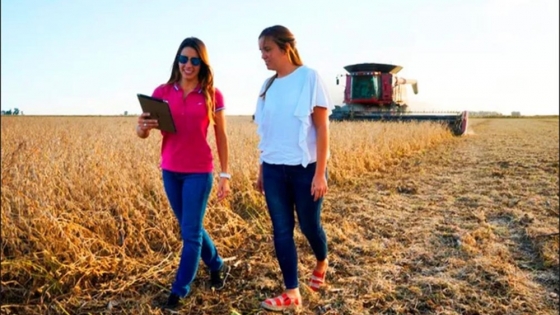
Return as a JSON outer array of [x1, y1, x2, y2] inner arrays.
[[2, 0, 558, 116]]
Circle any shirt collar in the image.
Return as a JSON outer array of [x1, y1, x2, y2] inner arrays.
[[174, 83, 202, 93]]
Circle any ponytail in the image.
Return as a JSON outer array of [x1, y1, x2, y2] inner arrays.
[[259, 74, 278, 100]]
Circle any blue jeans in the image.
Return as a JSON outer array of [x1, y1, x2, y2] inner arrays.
[[262, 162, 328, 289], [162, 169, 224, 298]]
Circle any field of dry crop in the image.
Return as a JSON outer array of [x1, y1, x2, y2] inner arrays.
[[1, 115, 558, 315]]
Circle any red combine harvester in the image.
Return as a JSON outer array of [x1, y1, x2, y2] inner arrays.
[[330, 63, 468, 136]]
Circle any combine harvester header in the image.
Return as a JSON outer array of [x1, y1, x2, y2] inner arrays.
[[330, 62, 468, 136]]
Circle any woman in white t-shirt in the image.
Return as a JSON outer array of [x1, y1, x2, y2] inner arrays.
[[253, 24, 335, 312]]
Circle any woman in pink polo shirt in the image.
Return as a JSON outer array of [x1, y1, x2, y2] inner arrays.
[[253, 25, 334, 312], [135, 37, 231, 311]]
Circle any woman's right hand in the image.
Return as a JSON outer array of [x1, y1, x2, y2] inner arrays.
[[255, 165, 264, 195], [137, 112, 159, 132]]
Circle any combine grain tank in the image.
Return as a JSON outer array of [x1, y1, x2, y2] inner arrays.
[[330, 63, 468, 136]]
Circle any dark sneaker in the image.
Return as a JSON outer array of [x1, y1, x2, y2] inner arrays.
[[161, 293, 180, 312], [210, 262, 231, 290]]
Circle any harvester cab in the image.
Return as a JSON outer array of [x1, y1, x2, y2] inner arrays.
[[330, 63, 468, 136]]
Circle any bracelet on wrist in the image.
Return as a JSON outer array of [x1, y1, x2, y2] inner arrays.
[[219, 172, 231, 179]]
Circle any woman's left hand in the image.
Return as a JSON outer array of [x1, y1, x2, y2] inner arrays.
[[217, 178, 231, 201], [311, 174, 328, 201]]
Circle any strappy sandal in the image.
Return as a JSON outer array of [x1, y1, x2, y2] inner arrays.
[[261, 293, 301, 312], [309, 269, 327, 292]]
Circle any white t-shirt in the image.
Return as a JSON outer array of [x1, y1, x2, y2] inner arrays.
[[254, 65, 333, 167]]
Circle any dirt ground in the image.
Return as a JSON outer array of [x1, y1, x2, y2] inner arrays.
[[318, 118, 559, 314]]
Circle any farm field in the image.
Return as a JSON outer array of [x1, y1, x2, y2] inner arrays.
[[1, 116, 558, 315]]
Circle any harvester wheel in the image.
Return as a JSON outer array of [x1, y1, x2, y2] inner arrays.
[[451, 111, 469, 136]]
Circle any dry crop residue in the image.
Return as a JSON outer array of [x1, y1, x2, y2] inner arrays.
[[1, 116, 558, 315]]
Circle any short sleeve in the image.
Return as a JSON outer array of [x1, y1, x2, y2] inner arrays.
[[312, 71, 334, 112], [214, 88, 225, 112], [152, 84, 166, 99], [253, 78, 269, 124]]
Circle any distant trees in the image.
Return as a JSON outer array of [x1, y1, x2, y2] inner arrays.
[[1, 108, 21, 115], [469, 111, 503, 117]]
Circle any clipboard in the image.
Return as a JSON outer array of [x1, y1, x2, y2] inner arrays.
[[137, 94, 177, 133]]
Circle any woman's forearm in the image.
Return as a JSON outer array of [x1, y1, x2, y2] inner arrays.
[[315, 124, 328, 176], [312, 107, 329, 177], [216, 129, 229, 173]]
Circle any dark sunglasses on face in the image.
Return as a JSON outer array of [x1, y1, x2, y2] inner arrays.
[[178, 55, 201, 66]]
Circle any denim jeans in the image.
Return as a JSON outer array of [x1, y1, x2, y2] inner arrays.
[[261, 162, 328, 289], [162, 169, 224, 298]]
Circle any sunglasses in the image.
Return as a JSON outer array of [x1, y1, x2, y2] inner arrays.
[[178, 55, 201, 66]]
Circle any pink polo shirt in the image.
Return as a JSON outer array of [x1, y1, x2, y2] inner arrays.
[[151, 83, 225, 174]]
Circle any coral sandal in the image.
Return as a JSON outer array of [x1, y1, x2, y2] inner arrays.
[[309, 269, 327, 292], [261, 293, 301, 312]]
